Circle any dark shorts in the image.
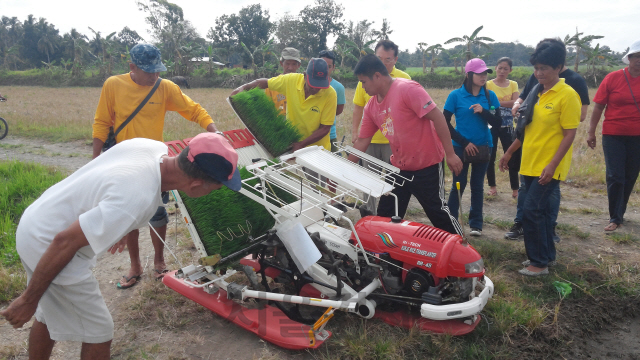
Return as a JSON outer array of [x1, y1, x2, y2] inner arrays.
[[149, 191, 169, 228]]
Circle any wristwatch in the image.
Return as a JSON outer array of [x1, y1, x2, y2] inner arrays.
[[214, 130, 224, 137]]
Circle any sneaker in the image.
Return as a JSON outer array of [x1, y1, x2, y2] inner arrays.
[[469, 228, 482, 236], [522, 260, 557, 267], [505, 222, 524, 240], [552, 227, 561, 243]]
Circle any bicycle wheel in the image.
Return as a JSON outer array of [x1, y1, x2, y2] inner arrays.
[[0, 117, 7, 140]]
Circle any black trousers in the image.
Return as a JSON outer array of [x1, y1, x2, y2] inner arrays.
[[602, 135, 640, 224], [377, 162, 462, 235], [487, 126, 520, 190]]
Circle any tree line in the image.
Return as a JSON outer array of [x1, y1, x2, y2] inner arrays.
[[0, 0, 627, 85]]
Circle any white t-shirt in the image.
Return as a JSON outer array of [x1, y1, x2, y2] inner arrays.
[[17, 138, 167, 285]]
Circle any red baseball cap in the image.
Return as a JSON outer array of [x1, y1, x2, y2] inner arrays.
[[187, 133, 241, 191]]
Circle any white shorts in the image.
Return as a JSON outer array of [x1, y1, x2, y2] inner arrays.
[[23, 261, 114, 343]]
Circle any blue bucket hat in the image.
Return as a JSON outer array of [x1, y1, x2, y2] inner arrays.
[[130, 44, 167, 73]]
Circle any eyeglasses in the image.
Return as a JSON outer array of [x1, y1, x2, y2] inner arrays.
[[378, 56, 395, 64]]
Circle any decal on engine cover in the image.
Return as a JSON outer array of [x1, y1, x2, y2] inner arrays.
[[377, 232, 398, 248], [416, 260, 432, 268], [401, 246, 437, 258]]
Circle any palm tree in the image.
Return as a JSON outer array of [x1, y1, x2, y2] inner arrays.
[[36, 20, 58, 64], [450, 49, 466, 74], [563, 28, 604, 72], [444, 25, 494, 62], [417, 43, 429, 73], [427, 44, 444, 73], [371, 19, 393, 41]]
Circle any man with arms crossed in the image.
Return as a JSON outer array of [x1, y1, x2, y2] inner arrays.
[[352, 40, 411, 214], [1, 133, 241, 359], [265, 47, 302, 114], [348, 55, 463, 235], [92, 43, 223, 288]]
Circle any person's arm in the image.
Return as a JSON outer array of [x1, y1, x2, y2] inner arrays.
[[426, 108, 463, 176], [580, 104, 588, 122], [473, 105, 502, 129], [539, 128, 577, 185], [500, 91, 520, 108], [0, 221, 89, 329], [347, 136, 374, 163], [92, 81, 115, 159], [443, 109, 469, 148], [499, 138, 522, 172], [351, 105, 365, 144], [336, 104, 344, 116], [92, 138, 105, 159], [292, 125, 332, 151], [587, 102, 606, 149], [230, 78, 269, 96]]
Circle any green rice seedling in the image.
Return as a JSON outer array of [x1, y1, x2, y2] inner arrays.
[[229, 88, 302, 156], [180, 167, 297, 267]]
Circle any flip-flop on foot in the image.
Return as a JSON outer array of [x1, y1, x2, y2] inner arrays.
[[604, 223, 621, 232], [154, 269, 169, 280], [117, 275, 141, 289]]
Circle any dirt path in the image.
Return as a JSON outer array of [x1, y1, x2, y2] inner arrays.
[[1, 136, 639, 359]]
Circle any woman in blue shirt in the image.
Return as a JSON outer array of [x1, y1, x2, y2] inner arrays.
[[444, 58, 501, 236]]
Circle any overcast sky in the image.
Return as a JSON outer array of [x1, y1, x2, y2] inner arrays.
[[3, 0, 639, 54]]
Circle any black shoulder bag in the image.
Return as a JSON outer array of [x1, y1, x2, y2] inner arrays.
[[102, 78, 162, 152], [513, 83, 542, 142]]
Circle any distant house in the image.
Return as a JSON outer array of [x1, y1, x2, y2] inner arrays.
[[189, 57, 227, 68]]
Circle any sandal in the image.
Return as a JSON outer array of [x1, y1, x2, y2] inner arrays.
[[154, 268, 169, 280], [117, 275, 141, 289], [604, 222, 621, 232]]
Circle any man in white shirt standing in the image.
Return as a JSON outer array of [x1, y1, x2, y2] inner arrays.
[[0, 133, 240, 360]]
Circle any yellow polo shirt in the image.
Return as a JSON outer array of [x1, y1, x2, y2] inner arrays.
[[267, 73, 337, 150], [520, 79, 581, 181], [353, 67, 411, 144], [93, 73, 213, 143]]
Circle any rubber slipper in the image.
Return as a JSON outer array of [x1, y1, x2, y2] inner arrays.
[[518, 267, 549, 276], [154, 269, 169, 280], [117, 275, 141, 289], [604, 223, 620, 232], [522, 260, 557, 267]]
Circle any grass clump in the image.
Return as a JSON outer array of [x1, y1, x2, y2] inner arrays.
[[229, 88, 302, 156], [607, 232, 639, 244]]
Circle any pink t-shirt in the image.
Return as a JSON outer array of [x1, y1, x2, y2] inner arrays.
[[359, 78, 445, 171]]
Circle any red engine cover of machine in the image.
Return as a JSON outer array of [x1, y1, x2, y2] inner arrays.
[[351, 216, 484, 279]]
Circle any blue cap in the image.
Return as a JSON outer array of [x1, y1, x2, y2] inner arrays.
[[305, 58, 330, 89], [130, 44, 167, 73]]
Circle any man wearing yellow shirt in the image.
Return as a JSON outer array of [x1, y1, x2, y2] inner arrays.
[[265, 47, 302, 115], [352, 39, 410, 215], [230, 58, 337, 152], [92, 44, 221, 289]]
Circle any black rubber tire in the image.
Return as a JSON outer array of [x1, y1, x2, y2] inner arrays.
[[0, 117, 7, 140]]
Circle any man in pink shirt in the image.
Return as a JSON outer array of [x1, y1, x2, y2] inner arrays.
[[348, 55, 463, 234]]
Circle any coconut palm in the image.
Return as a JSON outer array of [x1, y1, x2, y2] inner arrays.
[[36, 20, 58, 64], [371, 18, 393, 41], [444, 25, 494, 62]]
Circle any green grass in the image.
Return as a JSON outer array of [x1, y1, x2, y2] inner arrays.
[[0, 160, 66, 302], [229, 88, 302, 156], [556, 223, 590, 239], [607, 232, 639, 244]]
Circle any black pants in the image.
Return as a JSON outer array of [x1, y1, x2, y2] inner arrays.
[[602, 135, 640, 224], [487, 126, 520, 190], [377, 162, 462, 235]]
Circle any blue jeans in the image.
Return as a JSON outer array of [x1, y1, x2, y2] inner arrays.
[[522, 176, 558, 268], [602, 135, 640, 224], [447, 146, 489, 230], [515, 175, 560, 227]]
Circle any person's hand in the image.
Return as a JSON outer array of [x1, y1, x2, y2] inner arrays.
[[469, 104, 483, 114], [586, 133, 597, 149], [0, 295, 37, 329], [538, 164, 557, 185], [352, 130, 359, 144], [108, 236, 128, 254], [511, 102, 521, 117], [465, 143, 478, 156], [499, 153, 512, 172], [446, 153, 463, 176], [291, 142, 304, 152]]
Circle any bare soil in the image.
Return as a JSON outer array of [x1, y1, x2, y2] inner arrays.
[[1, 135, 640, 359]]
